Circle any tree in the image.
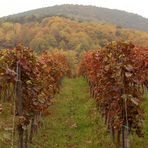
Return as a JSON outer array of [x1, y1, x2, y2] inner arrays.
[[30, 37, 48, 51]]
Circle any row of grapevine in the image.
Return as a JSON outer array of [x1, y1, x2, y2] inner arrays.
[[78, 41, 147, 147], [0, 45, 71, 148]]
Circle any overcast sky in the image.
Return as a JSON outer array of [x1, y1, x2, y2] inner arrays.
[[0, 0, 147, 18]]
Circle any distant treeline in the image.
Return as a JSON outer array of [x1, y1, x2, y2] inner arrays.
[[0, 16, 148, 52]]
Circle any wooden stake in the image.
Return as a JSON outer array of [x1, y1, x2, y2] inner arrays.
[[16, 62, 24, 148]]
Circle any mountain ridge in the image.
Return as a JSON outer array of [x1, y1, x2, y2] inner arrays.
[[1, 4, 148, 32]]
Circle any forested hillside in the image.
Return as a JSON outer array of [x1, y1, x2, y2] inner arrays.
[[1, 16, 148, 51], [1, 4, 148, 32]]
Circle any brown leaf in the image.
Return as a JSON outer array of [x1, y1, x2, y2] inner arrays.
[[124, 64, 134, 71], [125, 72, 132, 78], [130, 97, 139, 106]]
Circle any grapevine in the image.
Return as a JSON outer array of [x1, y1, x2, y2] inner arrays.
[[78, 41, 148, 147], [0, 44, 71, 147]]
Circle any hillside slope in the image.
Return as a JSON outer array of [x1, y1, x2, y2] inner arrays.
[[0, 16, 148, 51], [1, 4, 148, 32]]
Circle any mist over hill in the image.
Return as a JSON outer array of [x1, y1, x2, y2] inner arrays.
[[1, 4, 148, 32]]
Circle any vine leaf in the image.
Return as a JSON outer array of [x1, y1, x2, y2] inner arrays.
[[130, 97, 139, 106], [125, 72, 132, 78], [124, 64, 134, 71]]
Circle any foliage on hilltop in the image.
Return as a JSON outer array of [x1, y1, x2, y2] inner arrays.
[[1, 4, 148, 32], [0, 17, 148, 52]]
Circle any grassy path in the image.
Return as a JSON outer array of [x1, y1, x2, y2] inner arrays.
[[0, 77, 147, 147], [31, 77, 114, 148]]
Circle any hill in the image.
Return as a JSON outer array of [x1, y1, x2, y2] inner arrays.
[[0, 16, 148, 51], [1, 4, 148, 32]]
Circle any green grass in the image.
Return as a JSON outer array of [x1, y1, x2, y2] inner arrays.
[[130, 93, 148, 148], [0, 77, 148, 148], [30, 77, 114, 148], [0, 103, 14, 148]]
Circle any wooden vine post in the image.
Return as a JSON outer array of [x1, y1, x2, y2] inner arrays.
[[121, 93, 130, 148], [16, 61, 24, 148], [120, 52, 130, 148]]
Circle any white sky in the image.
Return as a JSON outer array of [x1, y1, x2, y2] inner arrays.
[[0, 0, 147, 18]]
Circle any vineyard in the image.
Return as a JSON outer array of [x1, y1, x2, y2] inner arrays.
[[0, 45, 71, 147], [0, 41, 148, 148], [78, 41, 148, 147]]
